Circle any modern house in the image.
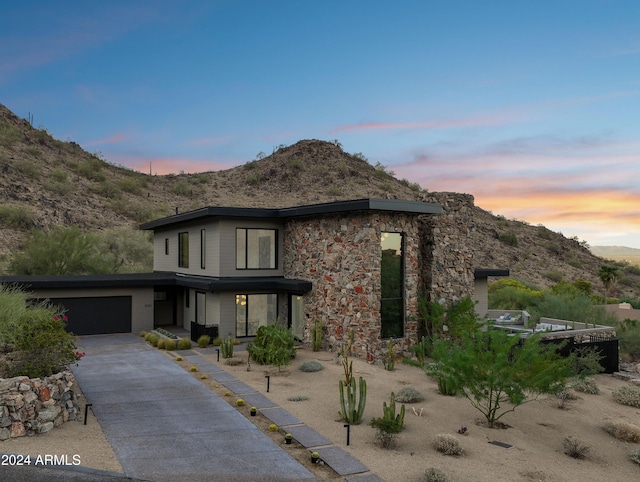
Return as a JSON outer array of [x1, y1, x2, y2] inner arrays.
[[2, 196, 500, 361]]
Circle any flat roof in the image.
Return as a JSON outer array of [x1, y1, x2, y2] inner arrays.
[[474, 269, 510, 279], [140, 198, 442, 230], [0, 272, 312, 294]]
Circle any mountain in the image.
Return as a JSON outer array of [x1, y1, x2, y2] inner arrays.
[[1, 102, 639, 299]]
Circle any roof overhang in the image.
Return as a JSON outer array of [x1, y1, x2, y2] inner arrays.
[[474, 269, 510, 279], [0, 272, 312, 294], [140, 198, 442, 230]]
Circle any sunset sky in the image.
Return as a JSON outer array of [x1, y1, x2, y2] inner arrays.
[[2, 1, 639, 248]]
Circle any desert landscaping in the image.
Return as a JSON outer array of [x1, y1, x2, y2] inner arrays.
[[4, 339, 640, 482]]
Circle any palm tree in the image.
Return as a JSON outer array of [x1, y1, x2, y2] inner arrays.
[[598, 265, 619, 304]]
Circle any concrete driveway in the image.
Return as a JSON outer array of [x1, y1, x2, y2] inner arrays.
[[70, 334, 315, 482]]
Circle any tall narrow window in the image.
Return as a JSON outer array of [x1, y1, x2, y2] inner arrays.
[[200, 229, 206, 269], [235, 294, 277, 337], [178, 232, 189, 268], [289, 295, 305, 340], [165, 238, 169, 255], [380, 232, 404, 338], [236, 228, 277, 269]]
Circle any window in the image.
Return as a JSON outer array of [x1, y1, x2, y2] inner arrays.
[[178, 232, 189, 268], [380, 232, 404, 338], [235, 294, 277, 337], [185, 289, 190, 308], [200, 229, 206, 269], [165, 238, 169, 255], [236, 228, 276, 269]]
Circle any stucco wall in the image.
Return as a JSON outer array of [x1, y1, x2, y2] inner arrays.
[[283, 211, 422, 362]]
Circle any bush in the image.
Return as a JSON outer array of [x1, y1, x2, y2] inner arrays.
[[0, 204, 34, 230], [299, 360, 324, 372], [395, 386, 425, 403], [631, 449, 640, 465], [603, 420, 640, 443], [287, 394, 309, 402], [164, 339, 176, 351], [612, 385, 640, 408], [563, 436, 590, 459], [197, 335, 211, 348], [247, 325, 296, 370], [498, 231, 518, 246], [433, 434, 463, 456], [156, 338, 165, 349], [148, 334, 159, 347], [177, 338, 192, 350], [212, 337, 222, 346], [424, 468, 447, 482], [571, 376, 600, 394]]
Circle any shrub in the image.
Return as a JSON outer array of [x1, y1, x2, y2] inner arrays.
[[555, 388, 577, 409], [0, 204, 34, 230], [437, 375, 458, 396], [148, 334, 159, 347], [139, 331, 148, 338], [156, 338, 166, 349], [498, 231, 518, 246], [212, 336, 222, 346], [287, 394, 309, 402], [247, 325, 296, 370], [370, 392, 405, 446], [603, 420, 640, 443], [197, 335, 211, 348], [144, 332, 153, 342], [177, 338, 192, 350], [545, 270, 564, 283], [299, 360, 324, 372], [631, 449, 640, 465], [190, 366, 197, 372], [563, 436, 590, 459], [395, 386, 425, 403], [424, 468, 447, 482], [612, 385, 640, 408], [571, 376, 600, 394], [433, 434, 463, 456], [164, 339, 176, 351]]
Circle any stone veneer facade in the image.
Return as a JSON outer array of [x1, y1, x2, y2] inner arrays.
[[283, 194, 476, 364], [0, 370, 79, 440]]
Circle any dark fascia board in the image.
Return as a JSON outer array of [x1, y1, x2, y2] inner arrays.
[[0, 272, 312, 294], [0, 272, 177, 290], [140, 198, 442, 231], [174, 274, 312, 294], [474, 269, 510, 279]]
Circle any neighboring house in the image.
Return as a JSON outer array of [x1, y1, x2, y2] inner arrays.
[[1, 197, 502, 361]]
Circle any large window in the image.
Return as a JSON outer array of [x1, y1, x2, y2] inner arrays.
[[236, 294, 277, 337], [178, 232, 189, 268], [236, 228, 277, 269], [380, 232, 404, 338]]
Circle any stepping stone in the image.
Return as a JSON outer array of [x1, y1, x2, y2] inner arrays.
[[284, 425, 331, 448], [259, 407, 303, 426], [241, 392, 277, 409], [210, 371, 239, 383], [224, 380, 257, 395], [315, 446, 369, 476]]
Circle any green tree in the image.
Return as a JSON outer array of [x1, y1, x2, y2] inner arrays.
[[9, 226, 118, 275], [599, 265, 619, 303], [428, 328, 571, 428]]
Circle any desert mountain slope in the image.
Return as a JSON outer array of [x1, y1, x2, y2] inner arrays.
[[1, 102, 638, 299]]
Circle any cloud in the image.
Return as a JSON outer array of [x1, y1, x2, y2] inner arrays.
[[329, 113, 515, 135], [85, 133, 130, 146]]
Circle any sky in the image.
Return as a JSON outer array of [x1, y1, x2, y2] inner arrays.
[[1, 1, 639, 248]]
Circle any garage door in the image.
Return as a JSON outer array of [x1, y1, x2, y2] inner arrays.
[[48, 296, 132, 335]]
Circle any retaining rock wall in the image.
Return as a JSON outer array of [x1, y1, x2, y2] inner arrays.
[[0, 370, 79, 440]]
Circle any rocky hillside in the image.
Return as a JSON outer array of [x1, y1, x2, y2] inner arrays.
[[1, 102, 638, 299]]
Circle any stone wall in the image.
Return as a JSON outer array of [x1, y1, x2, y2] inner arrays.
[[0, 370, 78, 440], [420, 192, 475, 303], [283, 211, 422, 362]]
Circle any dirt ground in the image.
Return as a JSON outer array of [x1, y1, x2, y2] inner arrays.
[[3, 345, 640, 482]]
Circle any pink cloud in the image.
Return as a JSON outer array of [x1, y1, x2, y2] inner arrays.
[[85, 133, 130, 146], [329, 113, 515, 135]]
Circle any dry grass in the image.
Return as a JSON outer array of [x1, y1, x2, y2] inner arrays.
[[604, 420, 640, 443]]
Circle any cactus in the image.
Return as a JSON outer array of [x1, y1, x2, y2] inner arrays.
[[384, 341, 396, 371], [382, 392, 405, 432], [338, 376, 367, 424], [221, 336, 234, 359], [311, 319, 323, 352]]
